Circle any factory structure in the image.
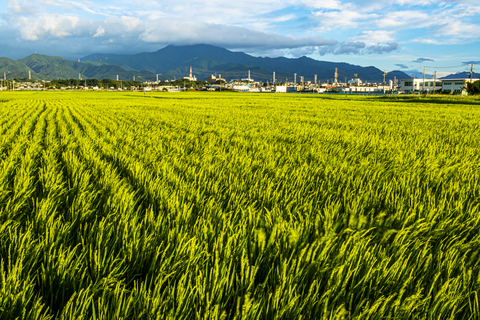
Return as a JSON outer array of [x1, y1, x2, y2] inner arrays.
[[183, 66, 197, 81], [2, 65, 477, 95]]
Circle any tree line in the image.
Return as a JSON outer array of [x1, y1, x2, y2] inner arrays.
[[466, 81, 480, 95]]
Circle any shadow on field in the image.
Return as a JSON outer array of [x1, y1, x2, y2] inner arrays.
[[377, 96, 480, 106]]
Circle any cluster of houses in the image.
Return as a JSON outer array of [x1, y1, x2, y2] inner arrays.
[[1, 74, 478, 95], [192, 73, 478, 94]]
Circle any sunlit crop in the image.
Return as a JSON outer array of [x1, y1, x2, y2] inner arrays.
[[1, 91, 479, 319]]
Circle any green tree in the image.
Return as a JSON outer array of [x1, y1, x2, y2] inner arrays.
[[466, 81, 480, 95]]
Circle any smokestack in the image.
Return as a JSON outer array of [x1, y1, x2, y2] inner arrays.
[[117, 75, 119, 81], [335, 68, 338, 84], [29, 70, 31, 80], [190, 66, 192, 79], [156, 74, 158, 82], [273, 72, 275, 84], [314, 74, 317, 85], [248, 70, 251, 80]]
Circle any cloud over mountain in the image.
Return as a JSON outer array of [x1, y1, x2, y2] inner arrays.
[[0, 0, 478, 75]]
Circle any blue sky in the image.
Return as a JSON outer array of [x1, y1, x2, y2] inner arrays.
[[1, 0, 479, 76]]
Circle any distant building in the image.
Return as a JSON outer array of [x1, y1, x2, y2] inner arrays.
[[275, 86, 297, 93], [442, 79, 479, 93], [400, 78, 442, 92], [207, 75, 225, 83], [207, 75, 217, 83], [400, 77, 478, 93], [348, 79, 362, 85]]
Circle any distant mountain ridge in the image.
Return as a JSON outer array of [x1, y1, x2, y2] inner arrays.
[[0, 45, 411, 82], [440, 72, 480, 79], [0, 57, 40, 80], [0, 54, 163, 81], [81, 44, 410, 83]]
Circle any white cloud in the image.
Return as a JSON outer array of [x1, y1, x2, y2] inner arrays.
[[435, 21, 478, 37], [355, 30, 395, 44], [17, 13, 81, 40], [7, 0, 53, 15], [116, 15, 141, 30], [376, 11, 431, 28], [138, 20, 337, 49], [299, 0, 343, 10], [93, 25, 105, 37], [312, 10, 375, 30], [9, 14, 338, 52], [1, 0, 479, 62]]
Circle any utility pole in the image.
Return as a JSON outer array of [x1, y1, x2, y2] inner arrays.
[[382, 71, 388, 85], [422, 66, 426, 93]]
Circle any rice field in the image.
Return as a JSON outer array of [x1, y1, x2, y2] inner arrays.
[[0, 91, 480, 319]]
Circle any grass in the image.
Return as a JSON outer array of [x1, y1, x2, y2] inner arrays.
[[0, 91, 479, 319]]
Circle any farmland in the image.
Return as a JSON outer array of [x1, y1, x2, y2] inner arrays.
[[1, 91, 480, 319]]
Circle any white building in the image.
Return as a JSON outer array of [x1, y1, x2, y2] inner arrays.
[[400, 78, 442, 92], [347, 86, 377, 93], [347, 79, 362, 85], [275, 86, 297, 93], [442, 79, 479, 93], [401, 77, 478, 93]]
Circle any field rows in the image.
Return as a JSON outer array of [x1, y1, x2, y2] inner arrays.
[[0, 92, 480, 319]]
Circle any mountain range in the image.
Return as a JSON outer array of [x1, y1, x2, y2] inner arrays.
[[0, 54, 160, 82], [2, 44, 412, 83], [439, 72, 480, 79]]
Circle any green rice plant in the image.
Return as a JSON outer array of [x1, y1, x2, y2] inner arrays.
[[0, 91, 479, 318]]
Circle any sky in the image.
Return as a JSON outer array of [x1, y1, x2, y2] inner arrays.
[[1, 0, 479, 76]]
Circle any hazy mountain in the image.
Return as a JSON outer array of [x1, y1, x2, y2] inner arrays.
[[440, 72, 480, 79], [404, 70, 433, 79], [82, 44, 411, 83]]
